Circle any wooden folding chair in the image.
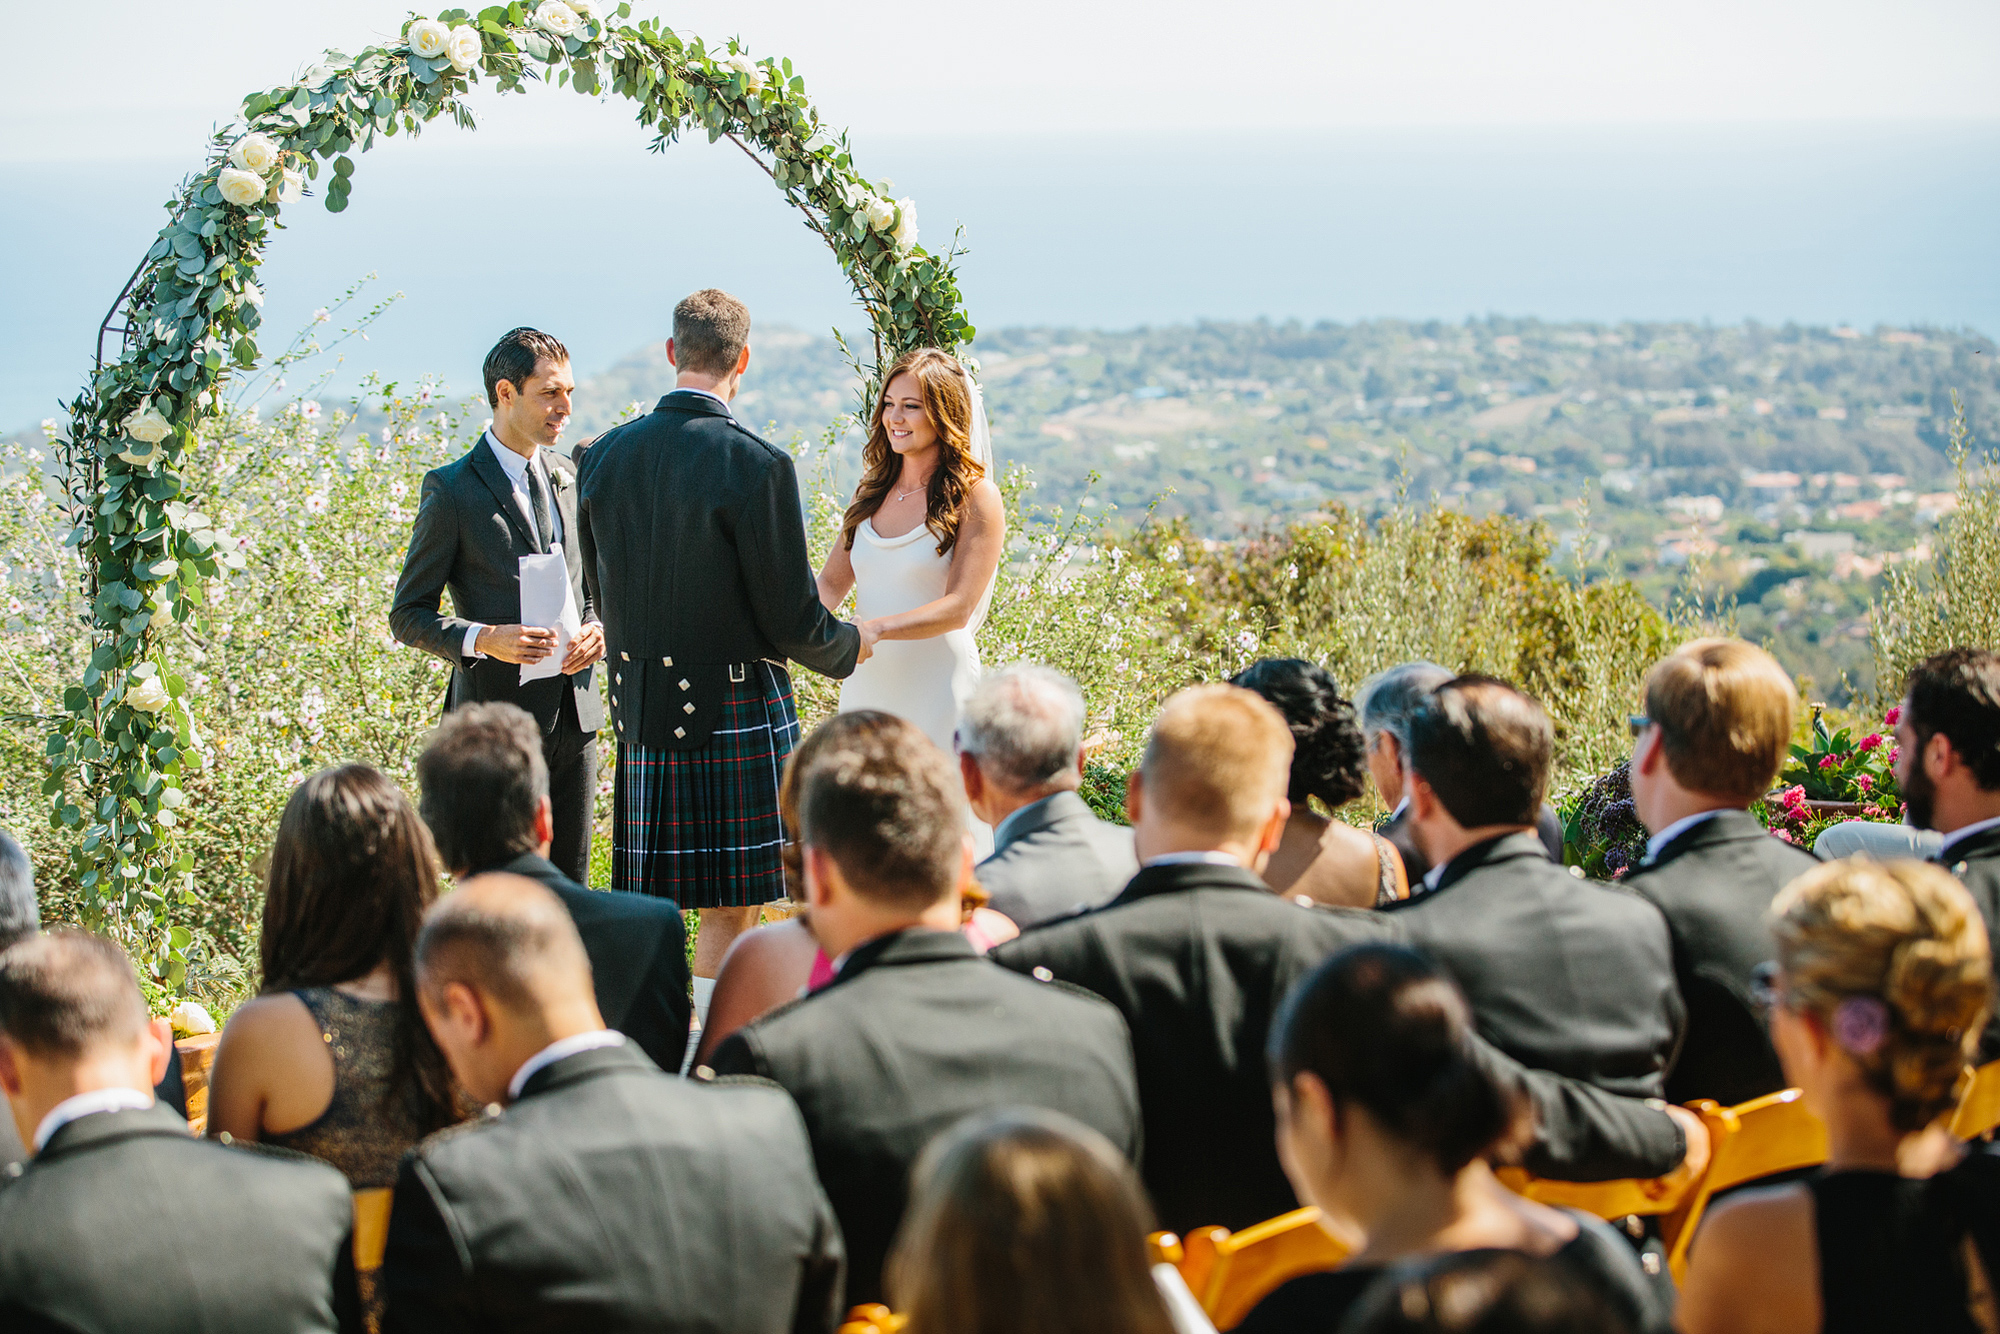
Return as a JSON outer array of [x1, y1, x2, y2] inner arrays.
[[174, 1033, 222, 1137], [1493, 1162, 1698, 1223], [838, 1304, 906, 1334], [1176, 1206, 1352, 1331], [353, 1188, 394, 1274], [1951, 1059, 2000, 1141], [1661, 1087, 1828, 1283]]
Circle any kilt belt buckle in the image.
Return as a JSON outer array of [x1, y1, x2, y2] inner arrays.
[[729, 662, 747, 683]]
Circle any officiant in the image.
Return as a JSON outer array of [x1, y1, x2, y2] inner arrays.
[[389, 327, 606, 882]]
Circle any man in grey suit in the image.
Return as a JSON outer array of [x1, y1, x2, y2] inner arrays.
[[390, 328, 606, 882], [958, 665, 1136, 927], [0, 830, 39, 1170]]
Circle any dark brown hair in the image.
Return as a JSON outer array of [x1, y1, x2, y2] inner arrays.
[[840, 348, 984, 557], [887, 1109, 1176, 1334], [1905, 647, 2000, 792], [672, 288, 751, 376], [779, 710, 905, 899], [1232, 658, 1370, 808], [416, 703, 545, 874], [261, 764, 457, 1131], [1406, 676, 1552, 828], [797, 711, 965, 911], [0, 930, 148, 1056], [1271, 943, 1531, 1175], [481, 327, 569, 409]]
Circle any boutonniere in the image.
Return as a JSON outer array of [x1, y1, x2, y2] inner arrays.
[[550, 468, 571, 492]]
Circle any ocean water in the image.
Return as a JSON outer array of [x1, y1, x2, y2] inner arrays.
[[4, 120, 1997, 428]]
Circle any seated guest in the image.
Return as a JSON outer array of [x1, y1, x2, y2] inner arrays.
[[1342, 1251, 1637, 1334], [1385, 677, 1683, 1101], [958, 664, 1137, 927], [709, 713, 1141, 1307], [1623, 639, 1819, 1106], [0, 829, 39, 1171], [383, 873, 844, 1333], [886, 1109, 1182, 1334], [0, 932, 358, 1333], [1359, 663, 1564, 883], [207, 765, 459, 1185], [1233, 658, 1407, 907], [1679, 859, 2000, 1334], [696, 712, 1015, 1064], [1237, 944, 1666, 1334], [1893, 646, 2000, 1057], [994, 684, 1394, 1233], [415, 702, 691, 1071]]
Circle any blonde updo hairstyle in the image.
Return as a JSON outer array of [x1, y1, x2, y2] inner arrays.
[[1770, 859, 1992, 1132], [841, 348, 984, 557]]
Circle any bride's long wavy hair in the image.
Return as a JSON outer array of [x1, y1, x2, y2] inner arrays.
[[841, 348, 984, 557]]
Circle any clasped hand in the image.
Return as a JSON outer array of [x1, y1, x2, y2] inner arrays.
[[854, 619, 883, 665], [477, 622, 605, 674]]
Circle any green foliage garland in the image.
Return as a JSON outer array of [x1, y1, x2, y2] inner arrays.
[[52, 1, 972, 986]]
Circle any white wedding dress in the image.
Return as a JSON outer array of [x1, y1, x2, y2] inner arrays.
[[837, 517, 983, 754], [837, 362, 998, 759]]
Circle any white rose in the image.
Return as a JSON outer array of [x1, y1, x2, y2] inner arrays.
[[536, 1, 582, 37], [569, 0, 600, 17], [268, 168, 305, 205], [863, 195, 897, 232], [892, 197, 919, 249], [408, 18, 451, 58], [124, 403, 173, 444], [446, 24, 483, 72], [723, 52, 766, 90], [126, 676, 171, 713], [218, 167, 267, 207], [169, 1000, 216, 1038], [118, 438, 167, 469], [228, 132, 280, 174]]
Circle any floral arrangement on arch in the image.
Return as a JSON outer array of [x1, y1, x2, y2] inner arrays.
[[47, 0, 972, 985]]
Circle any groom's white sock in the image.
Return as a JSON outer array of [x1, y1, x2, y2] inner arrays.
[[692, 975, 716, 1030]]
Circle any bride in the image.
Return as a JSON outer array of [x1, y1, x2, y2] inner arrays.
[[818, 348, 1005, 755]]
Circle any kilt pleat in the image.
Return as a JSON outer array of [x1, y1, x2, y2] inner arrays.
[[614, 660, 801, 908]]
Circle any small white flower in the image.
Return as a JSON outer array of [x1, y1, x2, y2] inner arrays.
[[125, 676, 171, 713], [218, 167, 267, 207], [722, 50, 767, 90], [312, 307, 330, 324], [535, 1, 582, 37], [268, 168, 305, 205], [891, 198, 919, 250], [1236, 631, 1259, 653], [408, 18, 451, 58], [124, 402, 173, 444], [305, 492, 329, 514], [390, 480, 408, 500], [300, 400, 322, 420], [1163, 543, 1182, 563], [863, 195, 897, 232], [446, 24, 483, 72], [169, 1000, 217, 1037], [1286, 563, 1299, 581], [228, 132, 281, 174]]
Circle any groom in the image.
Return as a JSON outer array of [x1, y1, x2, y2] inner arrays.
[[576, 289, 873, 1008]]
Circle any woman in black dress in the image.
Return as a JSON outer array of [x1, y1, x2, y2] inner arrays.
[[1236, 943, 1666, 1334], [1679, 858, 1999, 1334]]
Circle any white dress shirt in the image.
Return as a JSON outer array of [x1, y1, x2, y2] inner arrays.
[[1645, 809, 1726, 862], [1940, 814, 2000, 861], [505, 1029, 626, 1102], [1141, 850, 1243, 870], [673, 386, 732, 411], [464, 431, 565, 661], [33, 1087, 155, 1153]]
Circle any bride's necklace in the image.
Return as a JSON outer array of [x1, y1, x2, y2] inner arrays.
[[892, 472, 932, 503]]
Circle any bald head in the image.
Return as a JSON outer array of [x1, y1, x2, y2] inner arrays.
[[415, 873, 594, 1014], [1139, 684, 1294, 846]]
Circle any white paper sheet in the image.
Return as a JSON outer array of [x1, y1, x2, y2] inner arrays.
[[518, 547, 580, 685]]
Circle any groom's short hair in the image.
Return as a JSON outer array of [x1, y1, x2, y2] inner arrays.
[[483, 327, 569, 408], [798, 713, 964, 911], [672, 289, 751, 376]]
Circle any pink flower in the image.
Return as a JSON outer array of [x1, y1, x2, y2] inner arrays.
[[1818, 754, 1839, 771], [1888, 747, 1900, 764], [1775, 827, 1798, 843], [1855, 774, 1874, 792], [1858, 733, 1883, 752], [1832, 996, 1891, 1057], [1781, 784, 1808, 809], [1884, 705, 1902, 726]]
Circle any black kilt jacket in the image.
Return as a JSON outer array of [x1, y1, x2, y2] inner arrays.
[[575, 391, 860, 751], [1936, 823, 2000, 1061]]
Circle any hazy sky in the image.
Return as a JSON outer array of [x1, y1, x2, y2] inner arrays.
[[5, 0, 1997, 159]]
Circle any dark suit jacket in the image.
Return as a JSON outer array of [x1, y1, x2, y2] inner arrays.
[[1385, 802, 1564, 885], [710, 928, 1141, 1308], [1936, 823, 2000, 1060], [1624, 809, 1820, 1106], [383, 1043, 843, 1334], [492, 852, 691, 1073], [1, 1051, 185, 1175], [991, 862, 1393, 1232], [0, 1104, 359, 1333], [977, 790, 1138, 928], [575, 392, 859, 751], [1387, 833, 1684, 1099], [389, 437, 603, 735]]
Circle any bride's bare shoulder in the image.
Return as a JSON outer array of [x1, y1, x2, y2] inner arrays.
[[965, 475, 1005, 522]]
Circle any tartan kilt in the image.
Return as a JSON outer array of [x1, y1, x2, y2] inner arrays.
[[613, 660, 801, 908]]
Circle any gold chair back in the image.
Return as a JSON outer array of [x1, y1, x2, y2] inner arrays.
[[1661, 1088, 1828, 1283], [1951, 1060, 2000, 1141], [1184, 1206, 1351, 1331], [353, 1187, 394, 1274]]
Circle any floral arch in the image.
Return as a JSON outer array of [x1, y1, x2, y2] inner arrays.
[[50, 1, 973, 983]]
